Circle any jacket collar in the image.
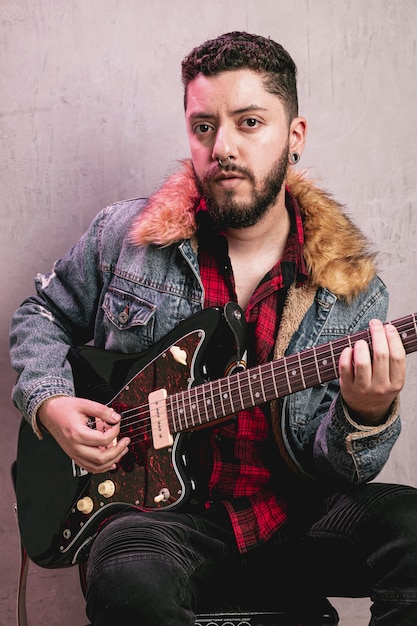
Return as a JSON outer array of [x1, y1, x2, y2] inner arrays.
[[130, 159, 377, 301]]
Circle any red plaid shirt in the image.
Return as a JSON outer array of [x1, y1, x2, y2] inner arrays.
[[195, 188, 308, 553]]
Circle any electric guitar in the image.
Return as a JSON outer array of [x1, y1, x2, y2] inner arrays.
[[14, 305, 417, 569]]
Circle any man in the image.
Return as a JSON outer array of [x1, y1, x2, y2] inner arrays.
[[10, 32, 417, 625]]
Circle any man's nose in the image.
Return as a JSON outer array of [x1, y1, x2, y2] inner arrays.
[[212, 125, 236, 163]]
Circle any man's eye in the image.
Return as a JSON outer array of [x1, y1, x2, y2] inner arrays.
[[243, 118, 259, 128], [194, 124, 212, 135]]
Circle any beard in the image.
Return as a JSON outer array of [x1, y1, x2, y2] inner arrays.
[[193, 143, 289, 230]]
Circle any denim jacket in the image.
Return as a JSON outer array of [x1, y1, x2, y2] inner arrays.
[[10, 161, 401, 486]]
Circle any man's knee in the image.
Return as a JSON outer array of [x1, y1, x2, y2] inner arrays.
[[86, 556, 192, 625], [373, 485, 417, 546]]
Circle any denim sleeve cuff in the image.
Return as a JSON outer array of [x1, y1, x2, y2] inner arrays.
[[31, 394, 71, 439], [343, 395, 400, 442], [26, 378, 75, 439]]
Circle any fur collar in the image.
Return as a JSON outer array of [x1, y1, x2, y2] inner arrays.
[[130, 159, 377, 301]]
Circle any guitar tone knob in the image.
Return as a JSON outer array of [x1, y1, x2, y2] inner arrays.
[[98, 480, 116, 498], [76, 496, 94, 514]]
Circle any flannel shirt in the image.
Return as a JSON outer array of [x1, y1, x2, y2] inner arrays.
[[195, 188, 308, 552]]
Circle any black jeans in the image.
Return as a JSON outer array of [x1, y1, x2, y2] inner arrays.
[[85, 482, 417, 625]]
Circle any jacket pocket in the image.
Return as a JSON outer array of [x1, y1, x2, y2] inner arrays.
[[102, 288, 156, 331]]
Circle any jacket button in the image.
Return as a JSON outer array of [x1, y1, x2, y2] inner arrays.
[[118, 311, 129, 324]]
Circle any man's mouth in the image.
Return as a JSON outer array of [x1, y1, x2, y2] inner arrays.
[[213, 174, 246, 189], [213, 169, 246, 182]]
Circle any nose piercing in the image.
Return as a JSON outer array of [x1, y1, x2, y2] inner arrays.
[[218, 156, 231, 167]]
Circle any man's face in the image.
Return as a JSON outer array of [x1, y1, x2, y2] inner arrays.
[[185, 69, 293, 228]]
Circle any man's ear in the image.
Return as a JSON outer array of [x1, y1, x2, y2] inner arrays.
[[289, 116, 307, 156]]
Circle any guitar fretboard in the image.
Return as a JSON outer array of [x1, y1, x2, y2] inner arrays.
[[167, 313, 417, 433]]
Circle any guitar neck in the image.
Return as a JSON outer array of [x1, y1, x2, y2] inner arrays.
[[167, 313, 417, 434]]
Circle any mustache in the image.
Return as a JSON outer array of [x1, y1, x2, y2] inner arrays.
[[205, 163, 254, 183]]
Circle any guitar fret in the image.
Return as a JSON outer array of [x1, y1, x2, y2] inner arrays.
[[315, 343, 337, 382], [246, 369, 256, 406], [262, 367, 274, 403], [220, 380, 232, 416], [329, 341, 337, 376], [179, 392, 187, 430], [269, 362, 279, 399], [286, 354, 300, 393], [242, 371, 254, 409], [207, 380, 216, 418], [216, 378, 226, 417], [215, 378, 228, 417], [312, 346, 322, 384], [297, 352, 306, 389], [282, 360, 292, 395], [205, 381, 213, 418], [258, 367, 267, 402], [190, 385, 202, 426], [198, 385, 208, 421], [175, 394, 182, 431], [198, 385, 209, 423], [236, 374, 245, 411], [226, 376, 235, 414], [250, 369, 263, 405], [302, 348, 327, 389], [227, 376, 237, 415], [211, 379, 224, 420], [171, 393, 181, 433], [167, 396, 174, 432], [270, 362, 288, 397]]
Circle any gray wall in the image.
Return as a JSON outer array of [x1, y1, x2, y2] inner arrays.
[[1, 1, 416, 624]]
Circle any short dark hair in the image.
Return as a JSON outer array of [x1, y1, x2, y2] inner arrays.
[[181, 31, 298, 120]]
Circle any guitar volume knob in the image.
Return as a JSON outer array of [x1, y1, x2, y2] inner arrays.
[[76, 496, 94, 514], [98, 480, 116, 498]]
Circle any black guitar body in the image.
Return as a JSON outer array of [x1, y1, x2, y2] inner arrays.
[[14, 305, 242, 568], [14, 302, 417, 569]]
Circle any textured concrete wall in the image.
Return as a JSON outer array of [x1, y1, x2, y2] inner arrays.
[[1, 1, 416, 624]]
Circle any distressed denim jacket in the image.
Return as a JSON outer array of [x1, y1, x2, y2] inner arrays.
[[10, 184, 401, 487]]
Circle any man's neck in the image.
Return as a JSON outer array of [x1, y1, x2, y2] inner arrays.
[[226, 201, 291, 310]]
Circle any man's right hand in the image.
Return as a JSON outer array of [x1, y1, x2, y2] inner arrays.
[[37, 396, 130, 474]]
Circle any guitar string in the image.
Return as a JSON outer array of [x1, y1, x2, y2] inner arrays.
[[111, 317, 417, 446]]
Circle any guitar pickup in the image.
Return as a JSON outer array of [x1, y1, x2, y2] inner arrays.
[[148, 388, 174, 450]]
